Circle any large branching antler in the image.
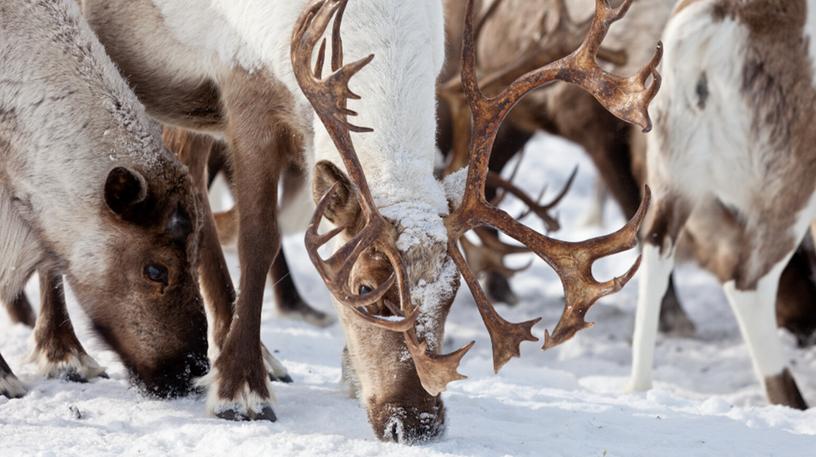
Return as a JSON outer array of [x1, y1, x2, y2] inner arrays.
[[444, 0, 659, 373], [293, 0, 416, 332], [292, 0, 475, 397]]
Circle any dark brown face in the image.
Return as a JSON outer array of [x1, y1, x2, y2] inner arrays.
[[314, 161, 459, 443], [68, 165, 207, 398]]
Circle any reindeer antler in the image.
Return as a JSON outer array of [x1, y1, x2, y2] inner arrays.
[[444, 0, 658, 372], [293, 0, 476, 396], [293, 0, 418, 332]]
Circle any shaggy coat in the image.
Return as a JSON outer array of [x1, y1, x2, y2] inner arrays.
[[0, 0, 207, 398]]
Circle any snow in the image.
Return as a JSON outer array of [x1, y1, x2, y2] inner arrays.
[[1, 133, 815, 456]]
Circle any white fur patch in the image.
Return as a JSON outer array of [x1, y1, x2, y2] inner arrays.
[[196, 367, 275, 416], [380, 202, 448, 252], [411, 257, 458, 352], [628, 243, 676, 392], [442, 167, 468, 210], [722, 258, 789, 378], [29, 348, 106, 381]]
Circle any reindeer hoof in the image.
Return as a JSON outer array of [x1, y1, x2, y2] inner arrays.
[[200, 364, 278, 422], [32, 350, 107, 383], [272, 373, 294, 384], [0, 373, 26, 398]]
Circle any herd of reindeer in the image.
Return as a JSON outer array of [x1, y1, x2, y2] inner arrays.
[[1, 0, 815, 445]]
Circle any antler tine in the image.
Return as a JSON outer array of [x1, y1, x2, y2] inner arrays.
[[405, 332, 475, 397], [449, 239, 541, 373], [443, 0, 655, 371], [305, 185, 419, 332], [465, 0, 661, 139]]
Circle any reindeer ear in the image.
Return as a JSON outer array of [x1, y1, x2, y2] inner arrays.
[[312, 160, 361, 228], [104, 166, 147, 216]]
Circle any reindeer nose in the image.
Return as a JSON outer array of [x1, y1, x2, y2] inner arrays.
[[370, 398, 446, 444]]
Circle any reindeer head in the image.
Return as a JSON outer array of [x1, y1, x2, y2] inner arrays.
[[293, 0, 660, 443], [67, 159, 207, 398]]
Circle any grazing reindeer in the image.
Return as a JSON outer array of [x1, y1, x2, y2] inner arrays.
[[0, 0, 207, 398], [81, 0, 657, 439], [629, 0, 816, 409]]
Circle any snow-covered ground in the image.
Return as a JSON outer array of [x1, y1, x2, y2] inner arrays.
[[1, 133, 814, 456]]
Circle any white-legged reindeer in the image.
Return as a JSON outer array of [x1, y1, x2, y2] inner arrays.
[[0, 0, 207, 398], [629, 0, 816, 409]]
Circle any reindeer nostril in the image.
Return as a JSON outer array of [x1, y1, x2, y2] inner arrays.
[[384, 419, 402, 443]]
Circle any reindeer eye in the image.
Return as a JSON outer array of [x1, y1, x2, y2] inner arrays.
[[358, 285, 374, 296], [144, 264, 169, 286]]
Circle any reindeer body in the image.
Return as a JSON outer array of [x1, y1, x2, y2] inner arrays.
[[629, 0, 816, 408], [0, 0, 207, 398]]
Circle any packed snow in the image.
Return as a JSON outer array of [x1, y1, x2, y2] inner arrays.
[[1, 133, 814, 456]]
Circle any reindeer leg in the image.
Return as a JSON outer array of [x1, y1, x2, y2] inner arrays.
[[723, 257, 807, 410], [0, 352, 25, 398], [202, 71, 292, 421], [4, 290, 36, 328], [628, 197, 690, 392], [30, 268, 106, 382]]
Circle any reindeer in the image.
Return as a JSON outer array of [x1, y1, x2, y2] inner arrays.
[[80, 0, 658, 440], [628, 0, 816, 409], [0, 0, 208, 398]]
